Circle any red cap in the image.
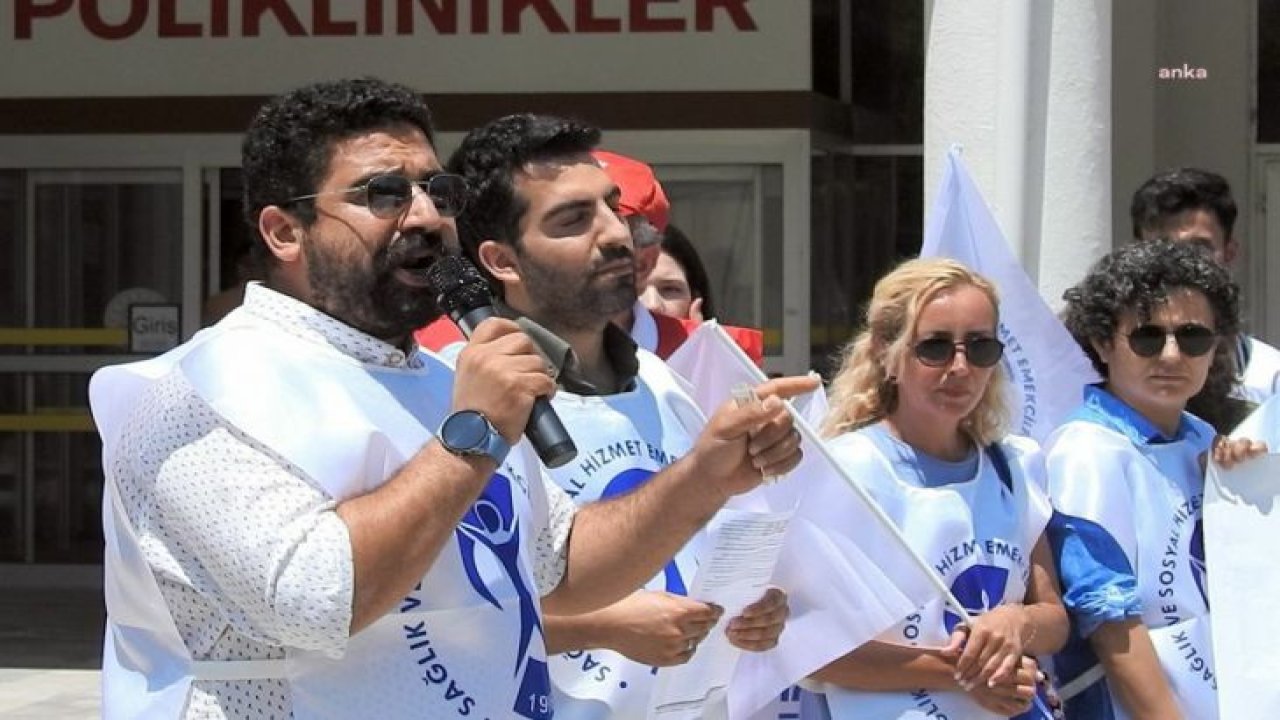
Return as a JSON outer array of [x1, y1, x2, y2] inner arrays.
[[592, 150, 669, 232]]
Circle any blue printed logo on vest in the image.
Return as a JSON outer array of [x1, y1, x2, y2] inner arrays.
[[1189, 519, 1208, 608], [601, 468, 687, 595], [455, 473, 551, 719], [943, 564, 1010, 634]]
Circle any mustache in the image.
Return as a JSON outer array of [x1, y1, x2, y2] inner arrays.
[[383, 230, 448, 262], [592, 245, 634, 271]]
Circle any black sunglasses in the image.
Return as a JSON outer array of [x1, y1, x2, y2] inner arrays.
[[913, 336, 1005, 368], [286, 173, 468, 218], [1124, 323, 1217, 358]]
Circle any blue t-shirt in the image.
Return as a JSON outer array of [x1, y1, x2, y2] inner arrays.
[[860, 421, 979, 488]]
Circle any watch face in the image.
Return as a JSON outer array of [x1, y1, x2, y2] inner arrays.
[[444, 410, 489, 451]]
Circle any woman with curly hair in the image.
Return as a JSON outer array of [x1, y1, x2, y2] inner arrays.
[[1047, 239, 1267, 719], [805, 258, 1068, 719]]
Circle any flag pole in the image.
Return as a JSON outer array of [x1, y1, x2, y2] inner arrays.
[[701, 322, 974, 625]]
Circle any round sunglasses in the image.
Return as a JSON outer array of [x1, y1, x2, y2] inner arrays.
[[1123, 323, 1217, 358], [286, 173, 468, 218], [912, 336, 1005, 368]]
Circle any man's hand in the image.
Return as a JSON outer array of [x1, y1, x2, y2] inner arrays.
[[451, 318, 558, 443], [689, 376, 819, 499], [598, 591, 723, 666], [725, 587, 789, 652]]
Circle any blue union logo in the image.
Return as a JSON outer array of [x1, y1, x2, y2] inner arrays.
[[455, 474, 551, 719], [601, 468, 687, 595], [942, 564, 1010, 634], [1189, 519, 1208, 609]]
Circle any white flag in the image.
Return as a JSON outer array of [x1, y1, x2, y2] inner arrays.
[[1205, 395, 1280, 719], [921, 149, 1099, 442], [667, 323, 948, 719]]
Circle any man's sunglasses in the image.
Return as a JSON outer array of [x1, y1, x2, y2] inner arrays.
[[1124, 323, 1217, 358], [286, 173, 468, 218], [913, 336, 1005, 368]]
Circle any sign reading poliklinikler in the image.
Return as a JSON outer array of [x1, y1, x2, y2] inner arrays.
[[1, 1, 808, 98]]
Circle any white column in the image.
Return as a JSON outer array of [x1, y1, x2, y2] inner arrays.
[[1037, 0, 1112, 308], [925, 0, 1112, 306], [924, 0, 1002, 221]]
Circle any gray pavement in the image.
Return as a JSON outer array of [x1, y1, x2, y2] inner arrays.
[[0, 587, 102, 718]]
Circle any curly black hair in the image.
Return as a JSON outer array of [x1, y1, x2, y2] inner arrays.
[[240, 77, 436, 253], [447, 113, 601, 268], [1130, 167, 1237, 240], [1063, 239, 1243, 428]]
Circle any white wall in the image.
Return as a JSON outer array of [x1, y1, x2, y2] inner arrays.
[[925, 0, 1110, 307]]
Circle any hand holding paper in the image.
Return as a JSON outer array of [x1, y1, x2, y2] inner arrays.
[[597, 590, 723, 667]]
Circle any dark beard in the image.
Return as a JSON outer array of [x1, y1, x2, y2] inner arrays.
[[305, 233, 444, 342], [518, 246, 636, 333]]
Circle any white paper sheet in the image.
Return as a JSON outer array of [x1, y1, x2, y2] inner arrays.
[[1205, 395, 1280, 719], [646, 507, 794, 719]]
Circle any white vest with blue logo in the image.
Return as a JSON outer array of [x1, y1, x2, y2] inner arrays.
[[1046, 419, 1216, 719], [814, 431, 1051, 720], [543, 350, 707, 719], [91, 310, 554, 720]]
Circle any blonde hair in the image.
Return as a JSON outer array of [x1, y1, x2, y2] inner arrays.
[[822, 258, 1009, 446]]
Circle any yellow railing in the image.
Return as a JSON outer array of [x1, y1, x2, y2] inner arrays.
[[0, 328, 129, 347], [0, 411, 96, 433]]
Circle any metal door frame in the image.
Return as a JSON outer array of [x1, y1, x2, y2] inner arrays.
[[0, 135, 239, 574]]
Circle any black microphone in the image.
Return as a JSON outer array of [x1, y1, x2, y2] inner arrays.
[[424, 254, 578, 468]]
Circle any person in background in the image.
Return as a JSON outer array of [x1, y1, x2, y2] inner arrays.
[[593, 150, 765, 365], [1130, 167, 1280, 430], [447, 111, 801, 720], [807, 258, 1068, 719], [640, 223, 716, 322], [1047, 239, 1267, 719]]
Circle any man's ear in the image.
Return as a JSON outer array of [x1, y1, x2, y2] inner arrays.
[[633, 243, 661, 285], [1223, 235, 1240, 265], [476, 240, 520, 285], [258, 206, 304, 264]]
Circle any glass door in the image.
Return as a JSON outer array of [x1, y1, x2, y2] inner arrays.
[[0, 169, 183, 563], [656, 164, 785, 356]]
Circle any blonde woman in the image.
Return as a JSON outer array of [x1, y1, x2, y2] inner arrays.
[[805, 258, 1067, 719]]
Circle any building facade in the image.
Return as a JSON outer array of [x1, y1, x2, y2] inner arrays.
[[0, 1, 1269, 579]]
